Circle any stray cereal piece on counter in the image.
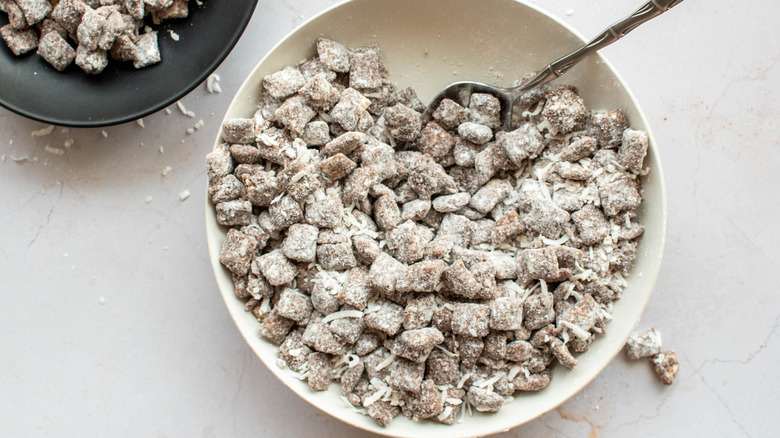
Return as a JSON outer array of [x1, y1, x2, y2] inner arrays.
[[206, 38, 653, 428], [624, 327, 663, 360], [652, 351, 679, 385]]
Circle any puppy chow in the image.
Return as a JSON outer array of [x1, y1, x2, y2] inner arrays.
[[468, 93, 501, 128], [316, 38, 350, 73], [625, 327, 663, 359], [36, 30, 75, 71], [652, 351, 679, 385], [588, 109, 628, 149], [207, 39, 652, 428], [330, 88, 371, 131], [542, 85, 589, 135], [1, 24, 38, 54], [457, 122, 493, 145], [263, 66, 305, 100], [432, 98, 469, 130], [401, 380, 445, 419], [384, 103, 422, 142]]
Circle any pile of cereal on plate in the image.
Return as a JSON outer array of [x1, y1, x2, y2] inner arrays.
[[0, 0, 190, 74], [207, 38, 649, 426]]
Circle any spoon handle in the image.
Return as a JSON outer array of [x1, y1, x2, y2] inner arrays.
[[514, 0, 685, 95]]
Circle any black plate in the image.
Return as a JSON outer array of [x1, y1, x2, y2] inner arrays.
[[0, 1, 258, 127]]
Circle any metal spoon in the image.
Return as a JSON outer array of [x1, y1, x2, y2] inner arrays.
[[423, 0, 685, 131]]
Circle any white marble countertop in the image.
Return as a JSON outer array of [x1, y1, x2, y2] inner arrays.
[[1, 0, 778, 436]]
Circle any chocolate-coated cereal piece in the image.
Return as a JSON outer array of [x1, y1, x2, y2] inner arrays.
[[282, 224, 318, 262], [132, 31, 160, 69], [489, 297, 524, 331], [391, 327, 444, 363], [258, 309, 295, 345], [549, 337, 577, 369], [418, 121, 455, 162], [275, 288, 313, 324], [483, 330, 507, 360], [513, 369, 551, 391], [560, 136, 598, 162], [523, 292, 555, 330], [396, 260, 448, 293], [279, 331, 311, 372], [436, 214, 474, 248], [219, 229, 258, 276], [571, 204, 610, 245], [329, 309, 365, 344], [364, 300, 405, 336], [404, 379, 444, 418], [349, 51, 381, 89], [340, 360, 364, 395], [497, 123, 545, 166], [432, 193, 470, 213], [467, 386, 504, 412], [363, 396, 400, 427], [468, 93, 501, 129], [542, 85, 589, 135], [36, 30, 75, 71], [553, 162, 592, 181], [457, 122, 493, 145], [384, 103, 422, 142], [263, 66, 305, 100], [451, 303, 490, 338], [505, 340, 537, 362], [492, 210, 524, 244], [588, 109, 628, 149], [368, 252, 405, 294], [403, 294, 436, 330], [256, 249, 298, 286], [442, 260, 481, 299], [386, 220, 426, 264], [316, 242, 356, 271], [432, 98, 469, 130], [625, 327, 663, 359], [652, 351, 679, 385], [275, 95, 316, 136], [619, 128, 649, 173], [302, 120, 330, 146], [307, 352, 333, 391], [387, 358, 425, 393], [0, 24, 38, 55], [316, 154, 356, 180], [243, 170, 281, 207], [222, 118, 256, 144], [229, 145, 260, 164], [316, 38, 350, 73], [558, 294, 601, 334], [215, 200, 253, 227], [269, 195, 303, 230], [330, 88, 371, 131], [599, 177, 642, 217], [373, 195, 400, 230], [469, 179, 512, 214], [337, 267, 370, 310]]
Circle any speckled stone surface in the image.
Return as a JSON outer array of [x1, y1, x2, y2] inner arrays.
[[0, 1, 778, 436]]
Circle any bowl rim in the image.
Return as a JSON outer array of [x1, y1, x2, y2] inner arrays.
[[205, 0, 668, 436]]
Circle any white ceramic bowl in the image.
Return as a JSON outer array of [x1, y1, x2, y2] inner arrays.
[[206, 0, 667, 436]]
